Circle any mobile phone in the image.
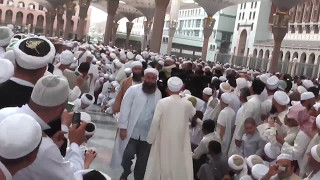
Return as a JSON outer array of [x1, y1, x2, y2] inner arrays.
[[72, 113, 81, 127], [66, 103, 74, 112]]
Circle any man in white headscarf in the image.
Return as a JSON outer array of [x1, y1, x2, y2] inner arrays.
[[144, 76, 196, 180]]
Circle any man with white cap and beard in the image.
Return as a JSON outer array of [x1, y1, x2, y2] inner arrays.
[[110, 68, 162, 180], [0, 36, 56, 109], [113, 61, 143, 114], [301, 92, 316, 111], [144, 76, 196, 180], [0, 75, 92, 180], [216, 92, 236, 155], [304, 144, 320, 179], [261, 153, 301, 180], [0, 114, 42, 180]]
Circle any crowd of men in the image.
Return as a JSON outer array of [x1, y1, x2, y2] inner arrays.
[[1, 23, 320, 180]]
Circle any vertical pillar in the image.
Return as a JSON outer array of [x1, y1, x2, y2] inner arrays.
[[269, 12, 289, 74], [291, 58, 298, 76], [125, 21, 133, 49], [112, 22, 119, 45], [167, 20, 178, 55], [150, 0, 170, 53], [56, 6, 64, 37], [104, 0, 119, 44], [142, 20, 152, 50], [77, 0, 91, 41], [64, 2, 76, 40], [201, 17, 215, 62], [49, 10, 56, 37]]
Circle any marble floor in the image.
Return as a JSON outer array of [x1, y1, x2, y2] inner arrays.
[[85, 105, 134, 180]]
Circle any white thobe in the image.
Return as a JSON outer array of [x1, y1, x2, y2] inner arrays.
[[230, 92, 241, 113], [300, 134, 320, 176], [110, 84, 162, 169], [304, 171, 320, 180], [190, 118, 204, 146], [203, 96, 217, 120], [217, 106, 235, 155], [282, 130, 311, 169], [269, 173, 301, 180], [259, 88, 268, 102], [0, 161, 12, 180], [234, 166, 248, 180], [144, 94, 196, 180], [235, 95, 262, 141], [229, 102, 247, 156], [193, 132, 221, 159]]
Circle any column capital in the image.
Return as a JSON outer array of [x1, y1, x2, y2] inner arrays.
[[203, 17, 215, 38], [155, 0, 170, 8], [272, 12, 289, 41], [66, 1, 76, 14], [107, 0, 119, 16], [56, 5, 65, 16], [79, 0, 91, 19]]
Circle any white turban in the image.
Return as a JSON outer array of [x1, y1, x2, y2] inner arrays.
[[203, 87, 212, 96], [252, 164, 269, 180], [228, 155, 245, 171], [81, 93, 95, 105], [131, 61, 142, 69], [168, 77, 183, 92], [266, 75, 279, 90], [221, 92, 232, 105], [59, 50, 74, 65], [246, 155, 263, 168], [273, 91, 290, 106], [301, 92, 315, 101]]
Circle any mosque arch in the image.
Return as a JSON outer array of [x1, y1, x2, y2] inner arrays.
[[15, 11, 23, 25], [253, 49, 257, 57], [237, 29, 247, 56], [4, 10, 13, 24], [307, 53, 315, 77], [264, 49, 270, 59], [36, 15, 44, 27], [258, 49, 263, 58]]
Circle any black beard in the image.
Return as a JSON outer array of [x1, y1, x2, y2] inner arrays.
[[132, 72, 142, 82], [270, 105, 278, 114], [142, 81, 156, 94]]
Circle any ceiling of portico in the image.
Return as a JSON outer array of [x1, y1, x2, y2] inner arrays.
[[117, 2, 144, 21]]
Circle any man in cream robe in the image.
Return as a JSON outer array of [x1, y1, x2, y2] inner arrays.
[[144, 77, 196, 180]]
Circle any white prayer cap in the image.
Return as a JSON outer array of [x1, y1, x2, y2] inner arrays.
[[316, 114, 320, 129], [251, 164, 269, 180], [109, 74, 115, 81], [0, 26, 13, 46], [311, 145, 320, 163], [184, 89, 191, 95], [14, 36, 56, 70], [114, 60, 123, 68], [158, 60, 164, 66], [264, 142, 281, 159], [165, 57, 175, 62], [277, 153, 293, 161], [211, 76, 218, 83], [142, 51, 149, 58], [314, 103, 320, 111], [144, 68, 159, 76], [135, 54, 143, 61], [228, 155, 245, 171], [297, 86, 307, 94], [219, 76, 227, 82], [59, 50, 74, 65], [99, 77, 104, 83], [274, 91, 290, 106], [120, 53, 126, 61], [246, 155, 264, 168], [81, 93, 95, 106], [0, 114, 42, 159], [266, 75, 279, 90], [203, 87, 213, 96], [221, 92, 232, 105], [301, 92, 315, 101], [302, 79, 314, 89], [110, 53, 117, 59], [104, 74, 109, 79], [124, 68, 132, 75], [0, 58, 14, 83], [127, 52, 135, 60], [31, 75, 69, 107], [168, 76, 183, 92], [131, 61, 142, 69], [3, 49, 15, 64], [111, 81, 119, 88], [236, 78, 250, 89], [220, 82, 231, 93]]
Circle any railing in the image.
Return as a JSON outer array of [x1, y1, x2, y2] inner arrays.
[[215, 53, 319, 78]]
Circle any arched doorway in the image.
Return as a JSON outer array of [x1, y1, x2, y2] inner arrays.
[[307, 53, 315, 77], [316, 55, 320, 78], [4, 10, 13, 24], [297, 52, 306, 76], [277, 51, 284, 72], [282, 51, 291, 73], [35, 15, 44, 33], [237, 30, 247, 56], [16, 12, 23, 25], [26, 13, 34, 32], [253, 49, 257, 57], [264, 50, 270, 59]]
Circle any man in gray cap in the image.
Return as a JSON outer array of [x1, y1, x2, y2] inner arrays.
[[0, 36, 55, 109], [0, 114, 42, 180], [0, 75, 93, 180]]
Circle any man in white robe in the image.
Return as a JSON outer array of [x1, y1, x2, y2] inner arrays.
[[144, 76, 196, 180], [110, 68, 162, 180], [217, 92, 235, 155], [304, 145, 320, 180]]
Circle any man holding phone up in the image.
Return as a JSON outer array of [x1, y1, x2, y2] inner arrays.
[[261, 153, 301, 180]]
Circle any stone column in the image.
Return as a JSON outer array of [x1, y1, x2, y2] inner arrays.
[[104, 0, 119, 44], [269, 12, 289, 74], [125, 21, 133, 49], [150, 0, 170, 53], [142, 20, 152, 50], [290, 58, 298, 76], [49, 10, 56, 37], [64, 2, 76, 40], [112, 22, 119, 45], [201, 17, 215, 62], [77, 0, 91, 41], [167, 20, 178, 55], [56, 6, 64, 37]]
